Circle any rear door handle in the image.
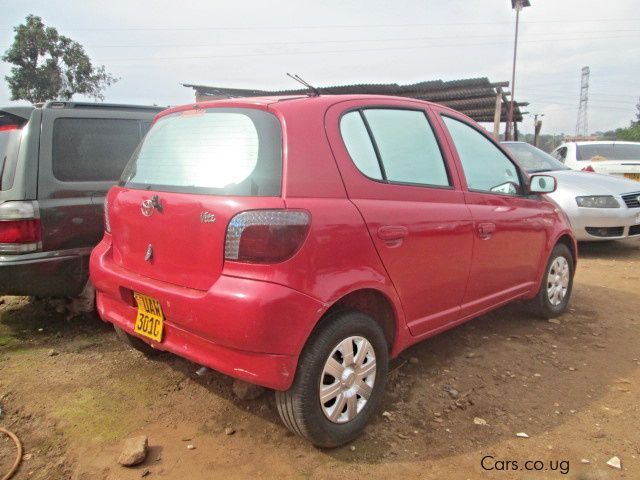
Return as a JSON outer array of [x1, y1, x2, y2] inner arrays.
[[477, 222, 496, 239], [377, 225, 408, 246]]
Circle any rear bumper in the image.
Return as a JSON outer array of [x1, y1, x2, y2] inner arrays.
[[90, 239, 326, 391], [0, 248, 89, 296]]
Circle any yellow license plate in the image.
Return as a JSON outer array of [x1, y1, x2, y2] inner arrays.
[[133, 293, 164, 342], [624, 173, 640, 181]]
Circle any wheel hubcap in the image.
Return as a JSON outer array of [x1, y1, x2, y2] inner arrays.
[[547, 256, 570, 306], [319, 336, 376, 424]]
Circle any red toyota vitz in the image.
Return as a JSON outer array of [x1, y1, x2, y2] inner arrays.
[[90, 95, 576, 447]]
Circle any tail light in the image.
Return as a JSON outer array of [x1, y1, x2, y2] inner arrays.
[[225, 210, 310, 263], [0, 124, 19, 132], [581, 165, 595, 172], [104, 197, 111, 233], [0, 201, 41, 254]]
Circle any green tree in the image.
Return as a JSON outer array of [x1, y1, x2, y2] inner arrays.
[[615, 98, 640, 141], [2, 15, 117, 104]]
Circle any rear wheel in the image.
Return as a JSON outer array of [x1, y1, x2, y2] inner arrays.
[[527, 243, 574, 318], [113, 325, 162, 357], [275, 310, 388, 448]]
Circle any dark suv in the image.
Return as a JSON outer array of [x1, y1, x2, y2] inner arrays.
[[0, 102, 162, 297]]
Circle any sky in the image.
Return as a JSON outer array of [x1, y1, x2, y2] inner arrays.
[[1, 0, 639, 135]]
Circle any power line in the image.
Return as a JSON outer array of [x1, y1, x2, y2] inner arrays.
[[4, 29, 639, 50], [1, 18, 639, 32], [98, 34, 640, 63]]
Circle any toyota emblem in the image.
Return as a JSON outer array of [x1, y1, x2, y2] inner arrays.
[[141, 199, 154, 217]]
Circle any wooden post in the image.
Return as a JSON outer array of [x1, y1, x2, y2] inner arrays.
[[493, 89, 502, 140]]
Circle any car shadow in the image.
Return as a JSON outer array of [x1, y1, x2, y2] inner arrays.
[[577, 238, 640, 260], [154, 280, 639, 465]]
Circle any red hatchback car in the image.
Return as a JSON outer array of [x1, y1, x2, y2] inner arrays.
[[90, 95, 576, 447]]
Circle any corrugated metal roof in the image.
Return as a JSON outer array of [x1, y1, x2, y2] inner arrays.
[[183, 77, 527, 122]]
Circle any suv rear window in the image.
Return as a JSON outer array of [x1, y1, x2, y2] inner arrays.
[[53, 118, 147, 182], [120, 108, 282, 196]]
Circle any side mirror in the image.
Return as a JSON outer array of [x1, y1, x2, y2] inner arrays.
[[529, 174, 557, 194]]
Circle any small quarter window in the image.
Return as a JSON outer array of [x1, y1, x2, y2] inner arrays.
[[340, 112, 383, 180]]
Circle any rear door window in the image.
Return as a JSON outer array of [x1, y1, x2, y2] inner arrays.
[[340, 109, 450, 187], [552, 147, 567, 162], [52, 118, 145, 182], [121, 108, 282, 196]]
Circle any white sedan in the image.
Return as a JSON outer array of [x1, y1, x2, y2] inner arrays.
[[503, 142, 640, 241], [550, 141, 640, 182]]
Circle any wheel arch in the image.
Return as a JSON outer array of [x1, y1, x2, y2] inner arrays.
[[313, 288, 400, 353], [555, 233, 578, 267]]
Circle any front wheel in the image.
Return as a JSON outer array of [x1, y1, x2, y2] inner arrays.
[[275, 310, 388, 448], [527, 243, 574, 318]]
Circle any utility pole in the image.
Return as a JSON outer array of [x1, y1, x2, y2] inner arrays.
[[506, 0, 531, 141], [575, 66, 590, 137], [533, 113, 544, 147], [493, 88, 503, 140]]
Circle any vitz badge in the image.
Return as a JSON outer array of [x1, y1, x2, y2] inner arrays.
[[200, 211, 216, 223]]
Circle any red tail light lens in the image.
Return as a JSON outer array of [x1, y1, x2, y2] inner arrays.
[[225, 210, 310, 263], [581, 165, 595, 172], [0, 219, 41, 243], [0, 124, 19, 132]]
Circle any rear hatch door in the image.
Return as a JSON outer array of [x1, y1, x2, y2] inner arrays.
[[110, 106, 283, 291]]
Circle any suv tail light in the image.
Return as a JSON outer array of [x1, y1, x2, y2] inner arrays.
[[225, 210, 310, 263], [581, 165, 595, 172], [0, 201, 41, 254]]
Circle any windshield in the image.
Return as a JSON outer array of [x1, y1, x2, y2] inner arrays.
[[576, 143, 640, 161], [502, 142, 570, 173], [0, 128, 23, 191], [121, 108, 282, 196]]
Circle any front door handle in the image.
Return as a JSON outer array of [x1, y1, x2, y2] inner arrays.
[[377, 225, 408, 247], [477, 222, 496, 239]]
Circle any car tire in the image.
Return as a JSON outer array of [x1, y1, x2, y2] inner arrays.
[[527, 243, 574, 318], [113, 325, 162, 357], [275, 310, 388, 448]]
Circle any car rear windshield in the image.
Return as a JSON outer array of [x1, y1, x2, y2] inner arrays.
[[0, 128, 23, 191], [576, 143, 640, 161], [120, 108, 282, 196]]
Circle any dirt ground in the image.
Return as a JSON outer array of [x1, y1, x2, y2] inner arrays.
[[1, 240, 639, 480]]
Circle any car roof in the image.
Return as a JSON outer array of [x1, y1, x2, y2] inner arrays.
[[155, 94, 466, 123], [567, 141, 640, 146]]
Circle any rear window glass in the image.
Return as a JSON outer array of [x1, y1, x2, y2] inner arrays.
[[576, 143, 640, 161], [120, 108, 282, 196], [0, 128, 23, 191], [52, 118, 145, 182]]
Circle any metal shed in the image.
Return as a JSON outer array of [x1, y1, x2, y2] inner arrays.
[[183, 77, 528, 137]]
